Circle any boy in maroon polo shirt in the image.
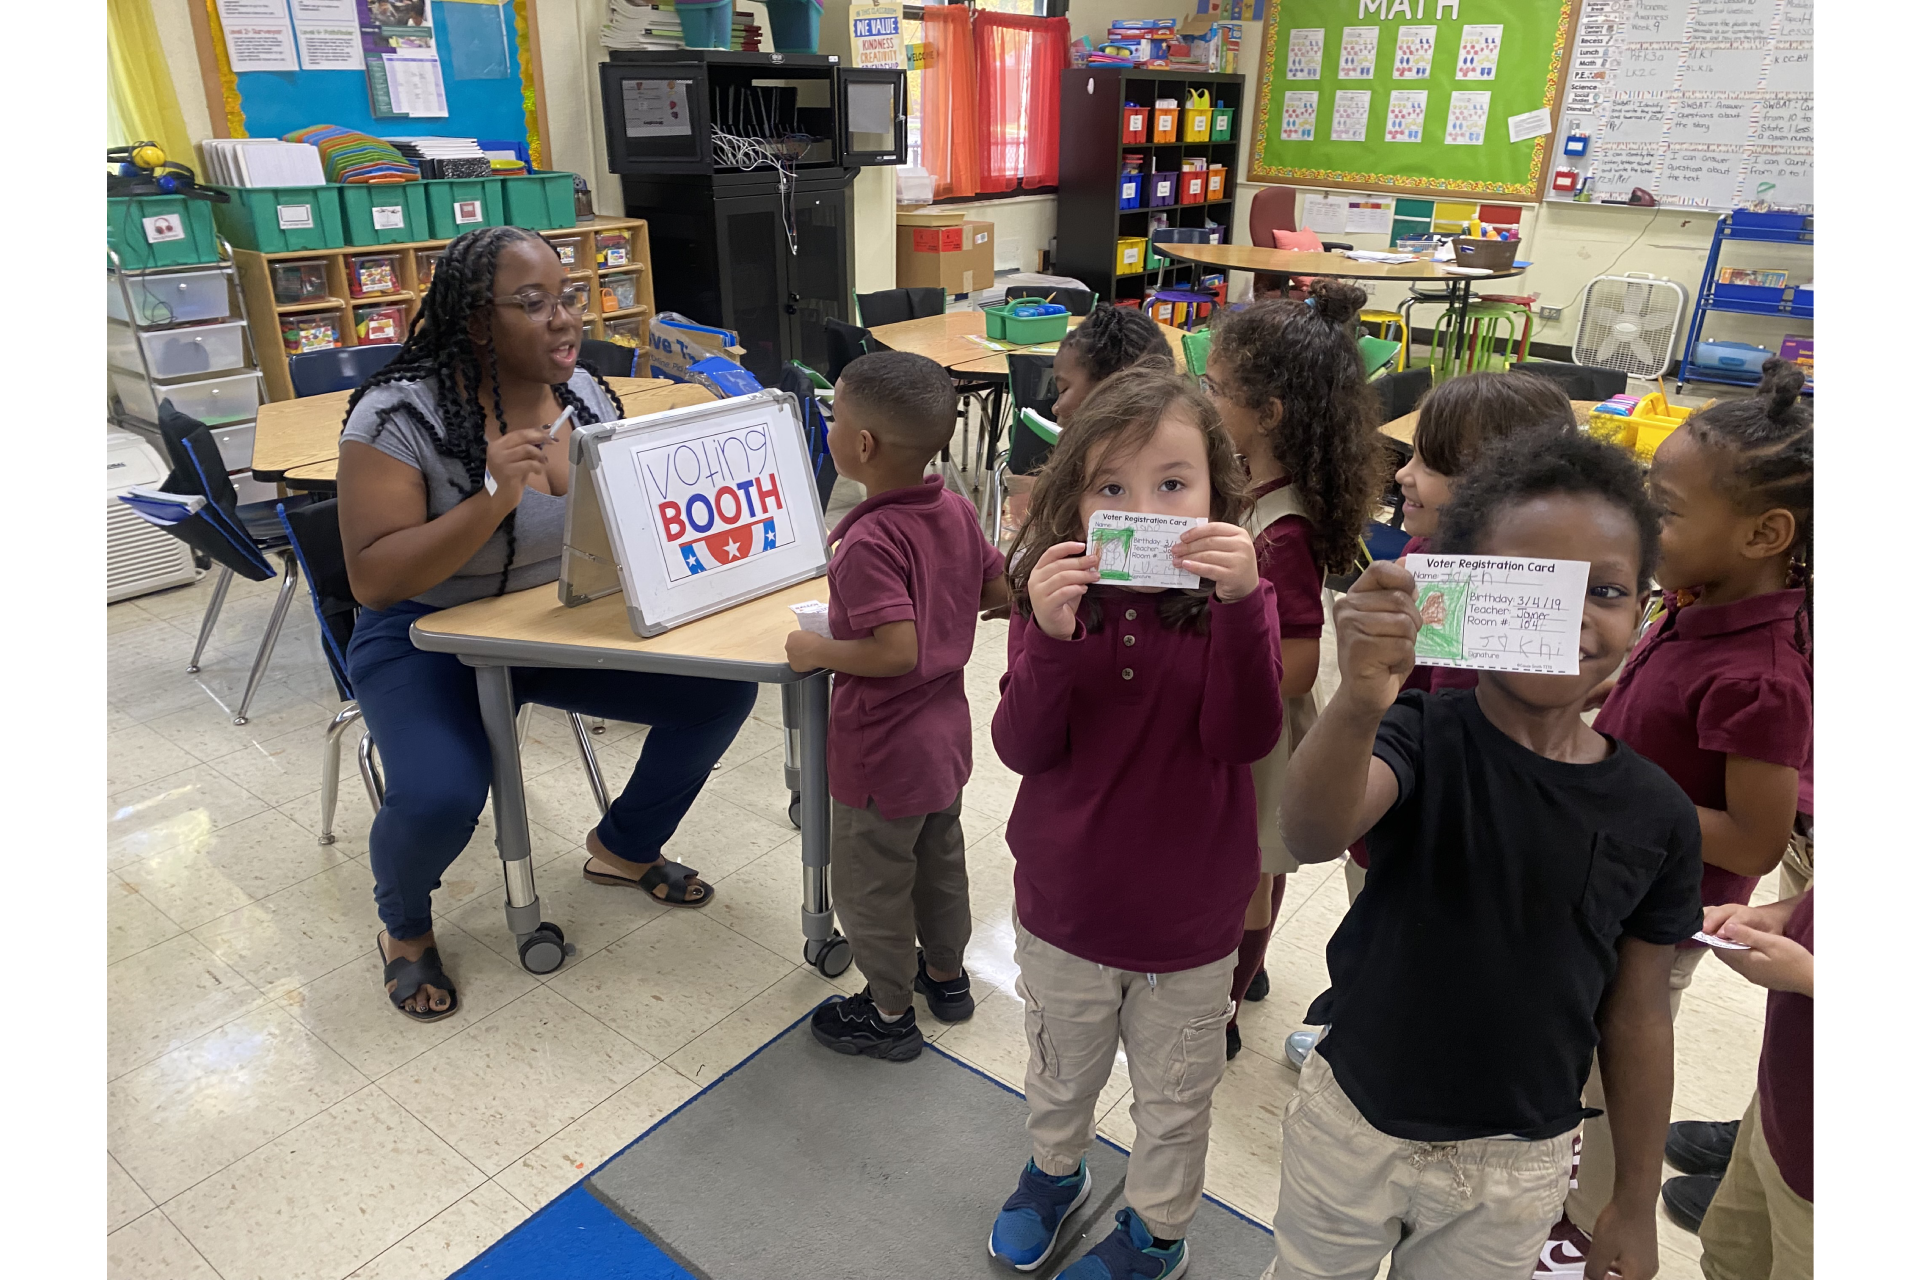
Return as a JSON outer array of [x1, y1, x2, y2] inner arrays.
[[785, 352, 1010, 1062]]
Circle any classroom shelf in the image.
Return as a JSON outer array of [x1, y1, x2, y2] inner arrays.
[[273, 296, 349, 314], [600, 305, 653, 319], [1677, 212, 1814, 394]]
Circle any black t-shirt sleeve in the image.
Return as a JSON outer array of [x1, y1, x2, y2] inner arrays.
[[1621, 798, 1706, 945], [1370, 691, 1426, 811]]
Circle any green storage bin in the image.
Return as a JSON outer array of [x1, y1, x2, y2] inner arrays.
[[422, 178, 505, 239], [502, 172, 578, 231], [983, 303, 1070, 346], [1210, 107, 1234, 141], [341, 183, 431, 245], [211, 186, 345, 252], [107, 196, 221, 269]]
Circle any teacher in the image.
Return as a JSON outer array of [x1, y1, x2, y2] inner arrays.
[[336, 226, 755, 1022]]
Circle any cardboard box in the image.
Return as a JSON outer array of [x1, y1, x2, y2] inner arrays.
[[897, 218, 995, 295]]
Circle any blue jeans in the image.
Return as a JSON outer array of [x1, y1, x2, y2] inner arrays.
[[347, 602, 757, 940]]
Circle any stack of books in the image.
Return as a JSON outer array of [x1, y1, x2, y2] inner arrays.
[[281, 126, 420, 184], [602, 1, 762, 52], [198, 139, 328, 187], [386, 138, 493, 180]]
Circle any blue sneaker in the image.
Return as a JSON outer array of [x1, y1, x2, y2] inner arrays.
[[989, 1158, 1092, 1271], [1058, 1208, 1187, 1280]]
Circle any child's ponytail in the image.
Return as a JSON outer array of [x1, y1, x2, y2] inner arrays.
[[1303, 278, 1367, 327]]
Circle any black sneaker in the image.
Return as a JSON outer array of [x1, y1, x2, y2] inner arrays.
[[1225, 1023, 1242, 1060], [1661, 1173, 1721, 1234], [1665, 1119, 1739, 1176], [914, 949, 976, 1022], [811, 989, 924, 1061], [1245, 968, 1270, 1002]]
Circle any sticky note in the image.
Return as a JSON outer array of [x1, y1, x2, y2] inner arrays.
[[790, 600, 833, 637], [1406, 553, 1590, 675], [1086, 510, 1203, 590]]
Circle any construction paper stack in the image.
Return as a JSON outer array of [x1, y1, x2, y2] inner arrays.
[[282, 126, 420, 184]]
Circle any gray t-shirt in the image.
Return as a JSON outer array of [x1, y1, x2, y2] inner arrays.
[[339, 370, 618, 609]]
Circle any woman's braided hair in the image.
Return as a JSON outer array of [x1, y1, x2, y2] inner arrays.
[[1055, 302, 1175, 381], [1683, 357, 1813, 651], [345, 225, 625, 596]]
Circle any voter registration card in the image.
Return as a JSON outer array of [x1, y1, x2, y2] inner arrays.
[[1086, 510, 1204, 590]]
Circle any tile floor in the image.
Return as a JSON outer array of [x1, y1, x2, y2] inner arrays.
[[106, 463, 1773, 1280]]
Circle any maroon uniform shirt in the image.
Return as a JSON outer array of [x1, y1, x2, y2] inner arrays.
[[1249, 480, 1326, 640]]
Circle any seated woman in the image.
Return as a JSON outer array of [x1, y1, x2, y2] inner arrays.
[[337, 225, 756, 1022]]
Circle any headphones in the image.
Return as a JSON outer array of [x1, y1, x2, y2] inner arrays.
[[107, 142, 229, 203]]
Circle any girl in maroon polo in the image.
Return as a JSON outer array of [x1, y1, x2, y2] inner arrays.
[[1566, 359, 1813, 1248], [985, 369, 1284, 1278]]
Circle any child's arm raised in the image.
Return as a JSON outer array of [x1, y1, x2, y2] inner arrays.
[[1586, 937, 1678, 1280], [1279, 561, 1420, 861], [992, 543, 1099, 776]]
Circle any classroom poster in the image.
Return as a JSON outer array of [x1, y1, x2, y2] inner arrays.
[[1346, 199, 1393, 233], [217, 0, 299, 71], [1338, 26, 1378, 79], [1332, 90, 1371, 142], [1393, 25, 1435, 79], [1287, 28, 1325, 80], [1455, 24, 1502, 80], [1445, 91, 1491, 145], [849, 3, 903, 70], [357, 0, 447, 118], [291, 0, 363, 69], [637, 423, 799, 583], [1281, 91, 1319, 141], [1385, 89, 1427, 143]]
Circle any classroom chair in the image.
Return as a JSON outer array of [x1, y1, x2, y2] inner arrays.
[[1397, 285, 1458, 369], [823, 317, 882, 383], [773, 363, 840, 509], [1510, 359, 1630, 401], [274, 498, 611, 845], [287, 345, 402, 398], [1370, 366, 1433, 422], [1429, 301, 1524, 377], [1182, 328, 1211, 377], [854, 287, 945, 328], [1359, 308, 1408, 371], [1358, 334, 1402, 379], [1147, 228, 1210, 291], [1248, 185, 1353, 298], [983, 354, 1060, 545], [1476, 293, 1539, 364], [1006, 285, 1096, 316], [578, 338, 640, 380]]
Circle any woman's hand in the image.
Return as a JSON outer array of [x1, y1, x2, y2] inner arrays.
[[1176, 522, 1259, 603], [484, 424, 551, 512], [1029, 541, 1099, 641], [1330, 560, 1421, 716]]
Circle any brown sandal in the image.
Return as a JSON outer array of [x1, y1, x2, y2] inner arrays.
[[583, 856, 714, 907]]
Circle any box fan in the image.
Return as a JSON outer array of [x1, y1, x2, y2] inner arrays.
[[108, 428, 198, 602], [1573, 272, 1687, 380]]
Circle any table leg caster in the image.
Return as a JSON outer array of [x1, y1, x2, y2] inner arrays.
[[806, 932, 852, 978], [517, 922, 568, 974], [788, 791, 802, 829]]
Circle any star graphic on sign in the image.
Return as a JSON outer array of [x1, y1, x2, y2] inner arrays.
[[719, 534, 745, 562]]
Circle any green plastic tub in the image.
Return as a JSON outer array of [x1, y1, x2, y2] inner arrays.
[[341, 183, 431, 245], [421, 178, 505, 239], [107, 196, 221, 269], [502, 172, 578, 231], [983, 303, 1071, 345], [211, 185, 345, 253]]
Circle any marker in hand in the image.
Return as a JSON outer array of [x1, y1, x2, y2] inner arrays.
[[485, 407, 576, 495]]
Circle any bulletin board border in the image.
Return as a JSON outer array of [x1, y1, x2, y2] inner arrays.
[[191, 0, 547, 169], [1248, 0, 1581, 202]]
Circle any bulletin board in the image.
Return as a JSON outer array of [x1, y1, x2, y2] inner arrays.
[[1249, 0, 1582, 200], [1545, 0, 1813, 211], [194, 0, 549, 167]]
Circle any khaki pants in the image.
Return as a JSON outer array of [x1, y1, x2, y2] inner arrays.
[[1779, 820, 1813, 899], [1698, 1092, 1813, 1280], [1564, 945, 1708, 1232], [1013, 914, 1237, 1239], [1269, 1053, 1574, 1280], [829, 792, 970, 1013], [1343, 855, 1366, 906]]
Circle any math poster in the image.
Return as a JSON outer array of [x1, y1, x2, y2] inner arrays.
[[636, 424, 797, 583]]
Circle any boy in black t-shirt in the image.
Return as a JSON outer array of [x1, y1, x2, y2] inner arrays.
[[1266, 432, 1703, 1280]]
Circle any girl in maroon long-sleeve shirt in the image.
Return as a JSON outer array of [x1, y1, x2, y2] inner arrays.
[[984, 369, 1284, 1277]]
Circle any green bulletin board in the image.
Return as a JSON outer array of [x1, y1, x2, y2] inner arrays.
[[1250, 0, 1581, 199]]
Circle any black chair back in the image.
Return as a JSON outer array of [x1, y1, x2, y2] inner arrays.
[[856, 287, 945, 328], [773, 364, 839, 509], [1006, 286, 1095, 316], [824, 317, 883, 383], [1510, 360, 1630, 401], [578, 338, 638, 380], [277, 499, 358, 700], [143, 411, 278, 582], [1370, 366, 1433, 424], [288, 345, 402, 398], [1006, 354, 1060, 475]]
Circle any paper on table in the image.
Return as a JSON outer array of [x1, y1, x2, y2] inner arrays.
[[1507, 107, 1553, 143], [1406, 553, 1588, 675], [1086, 510, 1203, 590], [1343, 249, 1419, 263], [1693, 931, 1753, 951], [790, 601, 834, 637], [1302, 194, 1348, 234]]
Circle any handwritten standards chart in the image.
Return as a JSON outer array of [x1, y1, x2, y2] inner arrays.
[[1407, 554, 1589, 676]]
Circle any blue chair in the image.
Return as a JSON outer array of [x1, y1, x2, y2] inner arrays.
[[289, 345, 403, 398]]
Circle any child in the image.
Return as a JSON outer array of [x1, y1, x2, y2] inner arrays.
[[1204, 280, 1383, 1060], [1269, 430, 1702, 1280], [1687, 889, 1813, 1280], [988, 368, 1283, 1278], [788, 352, 1011, 1061], [1562, 359, 1813, 1252], [1050, 302, 1176, 423]]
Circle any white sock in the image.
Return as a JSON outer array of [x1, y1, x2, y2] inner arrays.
[[876, 1007, 905, 1023]]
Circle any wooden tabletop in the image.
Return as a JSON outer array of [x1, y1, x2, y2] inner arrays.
[[251, 375, 707, 481], [413, 575, 832, 678], [875, 312, 1191, 376], [1379, 398, 1601, 446], [1157, 242, 1526, 283]]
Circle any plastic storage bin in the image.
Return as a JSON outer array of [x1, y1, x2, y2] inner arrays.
[[1152, 101, 1180, 143], [603, 317, 645, 348], [107, 268, 232, 326], [112, 369, 262, 426], [503, 173, 578, 231], [354, 303, 407, 344], [1729, 210, 1809, 233], [107, 196, 221, 270], [109, 319, 249, 380], [1148, 173, 1178, 207], [340, 183, 430, 246], [211, 422, 256, 472], [421, 178, 504, 239], [348, 254, 400, 298], [549, 236, 585, 269], [417, 250, 445, 290], [596, 230, 633, 269], [271, 260, 331, 305], [1694, 340, 1772, 374], [1122, 106, 1148, 144], [281, 312, 342, 355], [1179, 171, 1206, 205], [983, 302, 1071, 345], [1183, 92, 1213, 142], [601, 273, 639, 312], [1205, 165, 1226, 201], [1787, 285, 1813, 318], [1626, 392, 1698, 461], [212, 185, 345, 253], [1211, 107, 1234, 140], [1714, 282, 1787, 309], [1119, 174, 1142, 209], [1116, 237, 1147, 275]]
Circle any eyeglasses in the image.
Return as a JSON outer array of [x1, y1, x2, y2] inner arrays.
[[491, 285, 590, 323]]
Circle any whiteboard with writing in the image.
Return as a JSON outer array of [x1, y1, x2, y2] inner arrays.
[[1549, 0, 1813, 211], [1406, 553, 1590, 676], [561, 392, 830, 637]]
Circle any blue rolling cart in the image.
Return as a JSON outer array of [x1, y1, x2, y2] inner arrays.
[[1677, 211, 1813, 393]]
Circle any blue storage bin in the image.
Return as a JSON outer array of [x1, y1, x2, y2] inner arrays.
[[1694, 340, 1773, 374], [1714, 283, 1786, 309], [1788, 287, 1813, 318], [1119, 174, 1142, 209], [1730, 209, 1808, 232]]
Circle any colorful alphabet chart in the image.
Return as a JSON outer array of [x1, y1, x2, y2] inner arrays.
[[1385, 89, 1428, 143], [1393, 25, 1435, 79], [1455, 24, 1503, 80], [1445, 91, 1491, 145], [1338, 26, 1378, 79], [1287, 27, 1324, 80], [1281, 91, 1319, 140], [1406, 553, 1589, 675], [1332, 90, 1371, 142]]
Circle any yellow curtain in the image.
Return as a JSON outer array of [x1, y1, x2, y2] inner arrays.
[[107, 0, 195, 167]]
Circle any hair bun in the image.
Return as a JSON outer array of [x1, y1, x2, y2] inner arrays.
[[1306, 278, 1367, 326], [1756, 356, 1806, 421]]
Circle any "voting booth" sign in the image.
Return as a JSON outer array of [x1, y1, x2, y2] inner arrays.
[[637, 425, 797, 582]]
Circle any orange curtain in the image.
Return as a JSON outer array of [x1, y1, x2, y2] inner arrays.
[[920, 6, 980, 201], [974, 13, 1070, 192]]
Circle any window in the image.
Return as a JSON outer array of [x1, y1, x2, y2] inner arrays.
[[903, 3, 1069, 200]]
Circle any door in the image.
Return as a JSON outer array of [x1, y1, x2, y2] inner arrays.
[[786, 186, 850, 373], [599, 62, 710, 174], [836, 69, 907, 168], [714, 193, 787, 382]]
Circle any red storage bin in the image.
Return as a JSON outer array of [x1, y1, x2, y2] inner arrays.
[[1179, 171, 1207, 205], [1122, 107, 1148, 144]]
